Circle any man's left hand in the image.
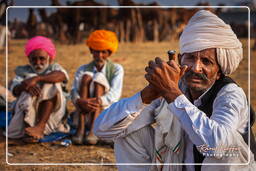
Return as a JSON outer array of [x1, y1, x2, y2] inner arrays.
[[22, 76, 40, 90], [145, 57, 188, 103]]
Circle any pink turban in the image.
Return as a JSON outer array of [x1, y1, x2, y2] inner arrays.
[[25, 36, 56, 59]]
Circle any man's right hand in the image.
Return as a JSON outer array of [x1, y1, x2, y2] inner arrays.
[[76, 98, 100, 113], [22, 76, 40, 90], [141, 84, 160, 104]]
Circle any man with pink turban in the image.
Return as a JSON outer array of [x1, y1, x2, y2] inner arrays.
[[8, 36, 70, 141], [94, 10, 256, 170], [71, 30, 124, 145]]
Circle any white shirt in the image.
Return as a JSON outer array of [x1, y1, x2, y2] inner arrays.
[[71, 62, 124, 106], [94, 83, 249, 171], [10, 63, 69, 93]]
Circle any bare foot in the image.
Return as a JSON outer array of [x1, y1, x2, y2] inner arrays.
[[25, 126, 44, 139], [86, 132, 99, 145]]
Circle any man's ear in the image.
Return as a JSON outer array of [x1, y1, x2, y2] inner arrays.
[[217, 70, 222, 80], [108, 50, 112, 56], [49, 56, 53, 64], [89, 48, 93, 53]]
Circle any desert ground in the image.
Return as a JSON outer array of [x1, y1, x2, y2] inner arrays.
[[0, 38, 255, 170]]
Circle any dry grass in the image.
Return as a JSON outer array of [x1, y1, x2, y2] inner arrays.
[[0, 38, 255, 170]]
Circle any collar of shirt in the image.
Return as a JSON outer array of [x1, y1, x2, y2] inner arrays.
[[93, 62, 107, 75], [179, 81, 214, 107]]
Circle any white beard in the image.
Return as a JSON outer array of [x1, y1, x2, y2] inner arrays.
[[31, 61, 50, 74]]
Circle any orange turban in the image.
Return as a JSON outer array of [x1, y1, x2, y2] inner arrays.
[[86, 30, 118, 53]]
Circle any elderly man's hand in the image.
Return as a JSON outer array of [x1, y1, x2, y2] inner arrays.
[[145, 57, 188, 103], [27, 86, 41, 97], [22, 76, 40, 90], [76, 98, 101, 113]]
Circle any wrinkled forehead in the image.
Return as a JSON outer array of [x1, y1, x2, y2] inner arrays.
[[181, 48, 217, 59]]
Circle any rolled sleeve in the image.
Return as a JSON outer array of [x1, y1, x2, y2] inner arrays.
[[94, 92, 145, 140]]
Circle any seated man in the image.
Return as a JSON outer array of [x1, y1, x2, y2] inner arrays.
[[8, 36, 70, 141], [71, 30, 124, 145], [94, 10, 256, 170]]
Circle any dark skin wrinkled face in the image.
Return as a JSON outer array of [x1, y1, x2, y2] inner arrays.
[[90, 48, 111, 71], [179, 48, 221, 99], [28, 49, 52, 73]]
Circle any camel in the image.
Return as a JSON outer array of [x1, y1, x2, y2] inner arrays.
[[117, 0, 145, 42], [26, 9, 37, 38]]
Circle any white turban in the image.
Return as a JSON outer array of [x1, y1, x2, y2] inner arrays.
[[179, 10, 243, 75]]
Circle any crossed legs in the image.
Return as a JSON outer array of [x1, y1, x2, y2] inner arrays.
[[86, 82, 105, 144], [72, 74, 105, 144]]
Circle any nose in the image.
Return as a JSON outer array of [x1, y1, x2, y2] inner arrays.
[[94, 51, 104, 60], [32, 57, 40, 65], [191, 60, 202, 73], [97, 51, 104, 58]]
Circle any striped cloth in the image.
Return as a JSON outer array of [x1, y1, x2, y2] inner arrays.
[[153, 99, 184, 171]]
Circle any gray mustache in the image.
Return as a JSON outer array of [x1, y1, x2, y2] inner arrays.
[[184, 70, 208, 81], [34, 64, 44, 69]]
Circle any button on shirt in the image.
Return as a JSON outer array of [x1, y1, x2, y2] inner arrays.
[[94, 83, 249, 171]]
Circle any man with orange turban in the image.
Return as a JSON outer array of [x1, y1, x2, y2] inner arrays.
[[8, 36, 70, 142], [71, 30, 124, 145]]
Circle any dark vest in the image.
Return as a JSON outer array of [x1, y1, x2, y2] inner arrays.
[[192, 76, 256, 171]]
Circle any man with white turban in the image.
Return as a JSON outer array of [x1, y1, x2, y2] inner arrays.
[[94, 10, 256, 171]]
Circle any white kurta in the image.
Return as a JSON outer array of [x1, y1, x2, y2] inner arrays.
[[94, 83, 255, 171]]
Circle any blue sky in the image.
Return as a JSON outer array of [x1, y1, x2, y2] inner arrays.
[[7, 0, 253, 22]]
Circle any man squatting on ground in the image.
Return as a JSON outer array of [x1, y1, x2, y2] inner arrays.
[[8, 36, 70, 141], [71, 30, 124, 145], [94, 10, 256, 171]]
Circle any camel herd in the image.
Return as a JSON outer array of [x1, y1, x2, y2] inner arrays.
[[3, 0, 251, 45], [7, 0, 217, 44]]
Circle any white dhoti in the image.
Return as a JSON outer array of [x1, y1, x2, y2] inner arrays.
[[72, 71, 110, 127], [80, 71, 110, 99], [7, 83, 70, 139]]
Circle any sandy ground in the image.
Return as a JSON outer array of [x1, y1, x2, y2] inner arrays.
[[0, 39, 255, 170]]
